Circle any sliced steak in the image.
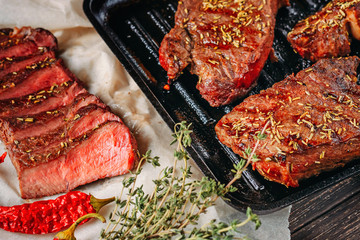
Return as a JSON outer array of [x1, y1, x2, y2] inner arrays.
[[0, 59, 77, 100], [159, 0, 289, 107], [0, 93, 107, 143], [0, 27, 138, 198], [215, 56, 360, 187], [287, 0, 360, 61], [11, 121, 137, 199], [5, 106, 121, 167], [0, 50, 55, 79], [0, 29, 12, 43], [0, 27, 57, 60], [0, 80, 86, 118]]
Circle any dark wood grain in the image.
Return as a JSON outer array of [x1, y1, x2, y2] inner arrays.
[[290, 172, 360, 239]]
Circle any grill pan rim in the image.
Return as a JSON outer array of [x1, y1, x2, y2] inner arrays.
[[83, 0, 360, 213]]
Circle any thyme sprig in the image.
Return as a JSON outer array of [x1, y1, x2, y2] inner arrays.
[[100, 121, 267, 239]]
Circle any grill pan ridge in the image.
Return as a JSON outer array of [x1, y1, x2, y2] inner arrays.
[[83, 0, 360, 213]]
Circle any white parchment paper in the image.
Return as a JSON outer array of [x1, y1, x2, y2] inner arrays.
[[0, 0, 291, 239]]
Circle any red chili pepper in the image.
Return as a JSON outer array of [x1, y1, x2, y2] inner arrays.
[[0, 152, 6, 163], [53, 213, 105, 240], [0, 191, 114, 234]]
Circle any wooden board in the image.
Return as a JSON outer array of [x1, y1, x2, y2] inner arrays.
[[290, 172, 360, 239]]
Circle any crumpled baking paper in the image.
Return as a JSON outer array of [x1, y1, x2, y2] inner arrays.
[[0, 0, 291, 239]]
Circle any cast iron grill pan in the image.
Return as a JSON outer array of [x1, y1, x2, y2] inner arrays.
[[83, 0, 360, 213]]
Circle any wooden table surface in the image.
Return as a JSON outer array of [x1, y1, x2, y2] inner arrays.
[[289, 172, 360, 239]]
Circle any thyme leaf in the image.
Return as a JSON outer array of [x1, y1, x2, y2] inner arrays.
[[101, 121, 268, 239]]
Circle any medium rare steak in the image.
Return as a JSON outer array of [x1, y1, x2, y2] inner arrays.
[[287, 0, 360, 61], [0, 50, 55, 79], [0, 27, 57, 59], [159, 0, 289, 107], [0, 59, 75, 100], [216, 56, 360, 187], [0, 80, 86, 118], [0, 27, 138, 199], [14, 121, 137, 199], [0, 93, 107, 143]]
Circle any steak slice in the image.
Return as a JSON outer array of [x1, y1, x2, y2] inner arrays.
[[159, 0, 289, 107], [4, 106, 121, 168], [0, 27, 57, 60], [0, 27, 138, 199], [11, 121, 137, 199], [0, 50, 55, 79], [215, 56, 360, 187], [0, 80, 86, 118], [0, 59, 75, 100], [0, 93, 107, 143], [287, 0, 360, 61]]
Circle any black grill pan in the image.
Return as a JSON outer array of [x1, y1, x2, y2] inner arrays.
[[83, 0, 360, 213]]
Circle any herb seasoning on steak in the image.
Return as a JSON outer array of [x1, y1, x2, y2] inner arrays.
[[159, 0, 289, 107], [0, 27, 138, 199], [287, 0, 360, 61], [216, 56, 360, 187]]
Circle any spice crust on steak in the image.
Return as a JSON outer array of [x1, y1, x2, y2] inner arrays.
[[287, 0, 360, 61], [159, 0, 289, 107], [216, 56, 360, 187]]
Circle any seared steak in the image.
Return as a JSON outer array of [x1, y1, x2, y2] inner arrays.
[[0, 27, 57, 59], [0, 27, 138, 199], [287, 0, 360, 61], [159, 0, 289, 107], [0, 59, 75, 100], [0, 50, 55, 79], [0, 81, 86, 118], [16, 122, 137, 199], [0, 93, 107, 143], [216, 56, 360, 187]]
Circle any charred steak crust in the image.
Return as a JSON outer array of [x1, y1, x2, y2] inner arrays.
[[216, 56, 360, 187], [287, 0, 360, 61], [159, 0, 289, 107], [0, 27, 138, 199]]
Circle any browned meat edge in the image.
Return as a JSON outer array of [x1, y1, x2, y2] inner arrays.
[[287, 0, 360, 61]]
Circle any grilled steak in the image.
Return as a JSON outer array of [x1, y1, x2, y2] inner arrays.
[[0, 27, 57, 59], [0, 50, 56, 79], [216, 56, 360, 187], [159, 0, 289, 107], [0, 59, 76, 101], [0, 81, 86, 118], [0, 27, 138, 199], [0, 93, 107, 143], [287, 0, 360, 61]]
